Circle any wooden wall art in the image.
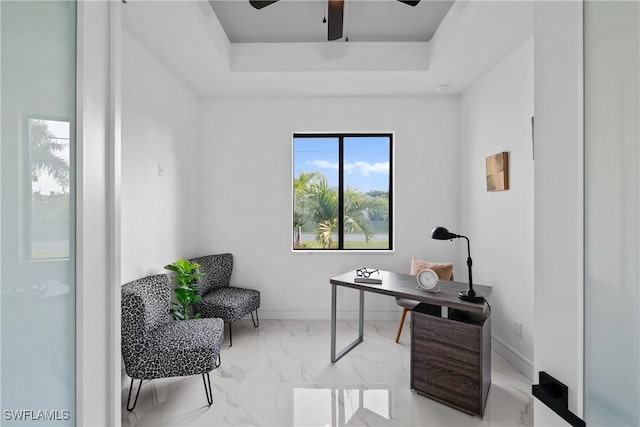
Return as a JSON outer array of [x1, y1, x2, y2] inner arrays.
[[486, 151, 509, 191]]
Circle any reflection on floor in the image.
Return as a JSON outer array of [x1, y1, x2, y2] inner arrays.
[[294, 386, 392, 426], [122, 319, 533, 426]]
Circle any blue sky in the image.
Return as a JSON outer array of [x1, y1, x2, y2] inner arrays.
[[293, 136, 390, 193]]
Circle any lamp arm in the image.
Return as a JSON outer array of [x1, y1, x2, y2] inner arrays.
[[459, 235, 471, 259], [459, 235, 474, 291]]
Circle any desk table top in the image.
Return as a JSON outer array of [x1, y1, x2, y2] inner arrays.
[[330, 270, 492, 315]]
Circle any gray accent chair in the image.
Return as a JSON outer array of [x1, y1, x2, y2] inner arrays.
[[190, 253, 261, 347], [121, 274, 224, 411]]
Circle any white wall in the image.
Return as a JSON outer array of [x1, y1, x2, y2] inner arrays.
[[534, 1, 584, 424], [120, 29, 201, 283], [198, 96, 460, 319], [459, 37, 534, 379]]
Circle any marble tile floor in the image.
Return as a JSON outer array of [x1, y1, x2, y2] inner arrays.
[[122, 319, 533, 427]]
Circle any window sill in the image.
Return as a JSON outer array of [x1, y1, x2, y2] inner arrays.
[[291, 249, 395, 254]]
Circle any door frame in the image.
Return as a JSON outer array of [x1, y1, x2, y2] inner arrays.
[[75, 1, 122, 425]]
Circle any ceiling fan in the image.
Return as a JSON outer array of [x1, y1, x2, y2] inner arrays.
[[249, 0, 421, 41]]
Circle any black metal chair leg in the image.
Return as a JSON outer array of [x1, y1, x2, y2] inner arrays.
[[214, 353, 221, 369], [202, 372, 213, 406], [126, 378, 143, 411], [228, 322, 232, 347], [251, 310, 259, 327]]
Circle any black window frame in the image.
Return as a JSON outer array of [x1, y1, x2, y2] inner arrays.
[[292, 132, 394, 251]]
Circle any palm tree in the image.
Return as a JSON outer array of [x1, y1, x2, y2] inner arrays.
[[343, 187, 375, 242], [294, 172, 339, 248], [315, 218, 338, 248], [293, 171, 323, 247], [305, 174, 338, 248], [29, 119, 69, 192], [366, 190, 389, 222], [294, 172, 380, 248]]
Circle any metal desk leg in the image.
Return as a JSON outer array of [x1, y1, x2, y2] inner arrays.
[[359, 289, 364, 338], [331, 283, 337, 362], [331, 285, 365, 363]]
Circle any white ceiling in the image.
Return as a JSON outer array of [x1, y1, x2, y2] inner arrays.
[[122, 1, 534, 97], [209, 0, 455, 43]]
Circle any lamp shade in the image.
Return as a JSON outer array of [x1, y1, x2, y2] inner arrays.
[[431, 226, 458, 240]]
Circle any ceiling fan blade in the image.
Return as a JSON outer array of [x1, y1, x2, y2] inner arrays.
[[397, 0, 420, 6], [249, 0, 279, 10], [327, 0, 344, 41]]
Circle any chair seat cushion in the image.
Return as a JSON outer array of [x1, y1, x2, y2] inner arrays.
[[129, 318, 224, 379], [395, 297, 421, 309], [195, 287, 260, 323]]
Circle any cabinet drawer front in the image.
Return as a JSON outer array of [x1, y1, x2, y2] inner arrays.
[[412, 350, 481, 382], [413, 313, 481, 353], [411, 357, 481, 414], [413, 337, 481, 368], [413, 378, 481, 415]]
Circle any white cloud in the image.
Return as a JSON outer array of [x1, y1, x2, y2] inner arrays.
[[346, 161, 389, 176], [309, 160, 338, 170]]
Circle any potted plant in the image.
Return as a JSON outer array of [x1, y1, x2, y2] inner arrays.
[[164, 259, 204, 320]]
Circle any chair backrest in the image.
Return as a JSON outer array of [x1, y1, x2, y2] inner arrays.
[[190, 253, 233, 295], [410, 257, 454, 280], [121, 274, 172, 369]]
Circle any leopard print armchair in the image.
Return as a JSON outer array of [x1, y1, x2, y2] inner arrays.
[[190, 254, 261, 347], [121, 274, 224, 411]]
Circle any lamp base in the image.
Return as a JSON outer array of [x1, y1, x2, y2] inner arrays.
[[458, 290, 485, 304]]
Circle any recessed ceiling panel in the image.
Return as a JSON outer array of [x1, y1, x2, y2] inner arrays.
[[209, 0, 454, 43]]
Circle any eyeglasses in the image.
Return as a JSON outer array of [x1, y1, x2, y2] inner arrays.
[[356, 267, 379, 278]]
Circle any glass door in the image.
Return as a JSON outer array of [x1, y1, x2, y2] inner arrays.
[[584, 1, 640, 425], [1, 1, 76, 424]]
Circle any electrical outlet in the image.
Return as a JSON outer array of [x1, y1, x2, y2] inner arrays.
[[514, 321, 523, 338], [158, 163, 164, 177]]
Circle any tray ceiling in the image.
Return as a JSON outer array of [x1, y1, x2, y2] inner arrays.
[[209, 0, 454, 43], [122, 1, 534, 96]]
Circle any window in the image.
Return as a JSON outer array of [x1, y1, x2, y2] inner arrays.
[[293, 133, 393, 250], [27, 118, 72, 259]]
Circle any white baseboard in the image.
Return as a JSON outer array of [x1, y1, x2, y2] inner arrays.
[[492, 335, 534, 381], [255, 309, 401, 321]]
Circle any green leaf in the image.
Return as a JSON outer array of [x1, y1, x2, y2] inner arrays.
[[165, 258, 207, 321], [164, 264, 179, 272], [174, 287, 191, 303], [171, 309, 185, 320]]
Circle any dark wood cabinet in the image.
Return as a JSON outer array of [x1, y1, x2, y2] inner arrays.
[[410, 303, 491, 417]]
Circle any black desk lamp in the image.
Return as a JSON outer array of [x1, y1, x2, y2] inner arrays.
[[431, 226, 484, 303]]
